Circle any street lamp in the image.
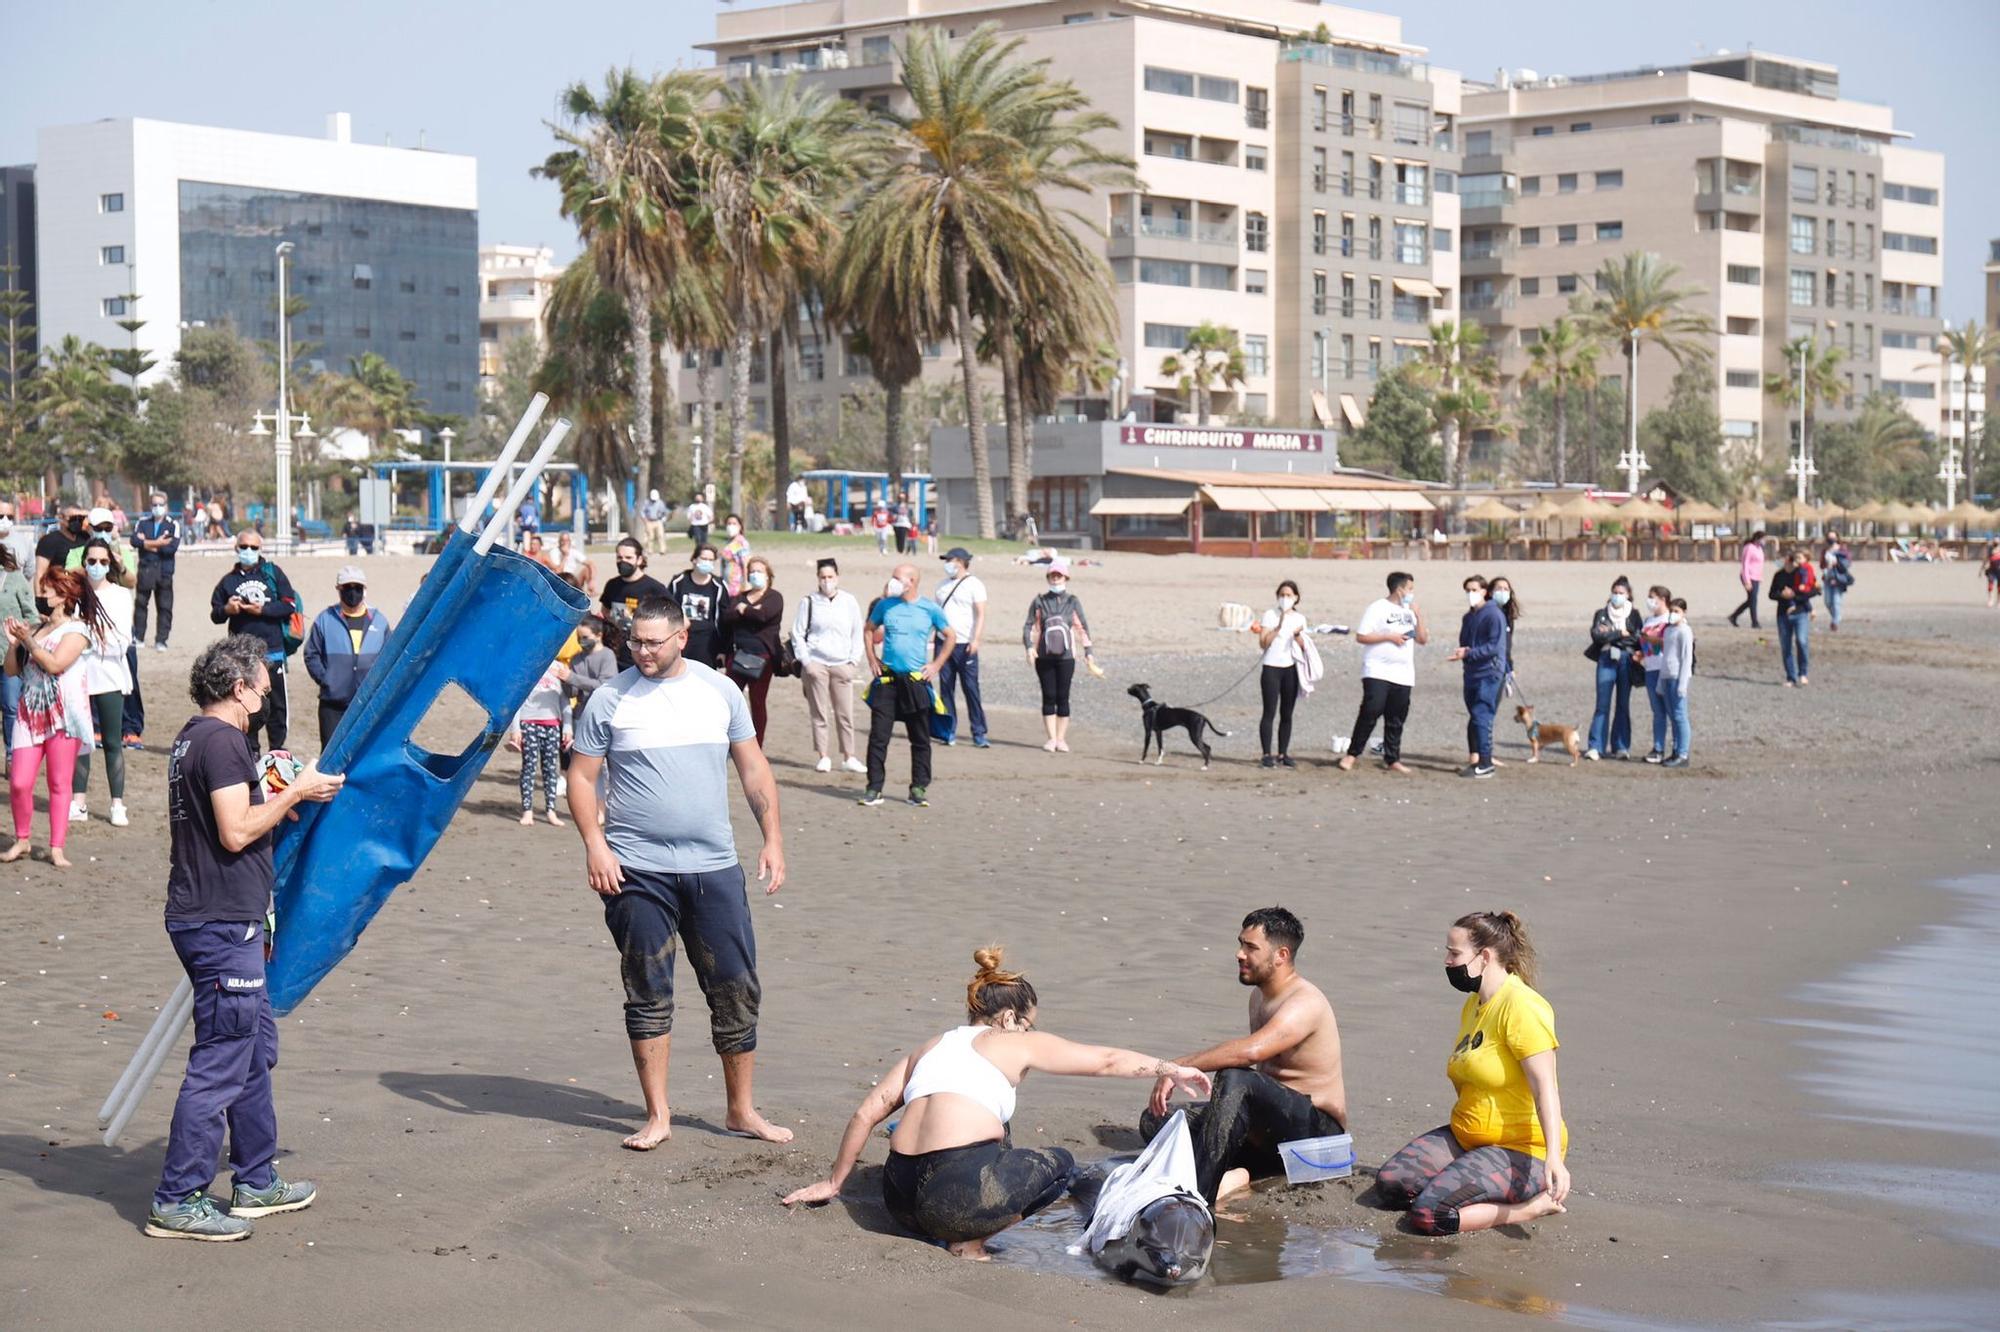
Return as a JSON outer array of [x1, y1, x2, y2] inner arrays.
[[1938, 447, 1966, 513], [1616, 327, 1649, 494], [248, 241, 313, 553], [1785, 340, 1818, 537], [438, 425, 457, 522]]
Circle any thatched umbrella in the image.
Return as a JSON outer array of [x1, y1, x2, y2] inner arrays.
[[1675, 500, 1728, 523], [1942, 501, 1995, 535], [1463, 496, 1522, 523], [1617, 496, 1673, 523], [1878, 501, 1932, 530], [1845, 500, 1887, 521]]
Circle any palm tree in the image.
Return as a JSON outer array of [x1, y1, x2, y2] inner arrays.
[[538, 68, 713, 528], [1937, 319, 1998, 488], [1158, 323, 1247, 426], [319, 352, 425, 450], [1437, 380, 1508, 485], [1520, 316, 1600, 485], [1764, 336, 1845, 473], [1419, 319, 1490, 488], [1068, 340, 1119, 417], [33, 335, 119, 487], [1574, 252, 1715, 482], [535, 261, 635, 501]]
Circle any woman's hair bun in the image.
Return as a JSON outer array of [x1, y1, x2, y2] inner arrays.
[[973, 946, 1005, 975]]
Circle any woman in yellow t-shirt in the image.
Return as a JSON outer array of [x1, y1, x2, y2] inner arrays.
[[1376, 910, 1571, 1235]]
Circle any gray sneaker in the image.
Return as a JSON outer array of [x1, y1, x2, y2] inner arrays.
[[145, 1191, 253, 1241], [229, 1173, 317, 1217]]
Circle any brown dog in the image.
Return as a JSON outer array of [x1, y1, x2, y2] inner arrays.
[[1515, 704, 1582, 766]]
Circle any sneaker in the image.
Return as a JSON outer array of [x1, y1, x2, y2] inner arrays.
[[1613, 751, 1632, 761], [857, 789, 884, 807], [68, 798, 87, 822], [1643, 751, 1663, 765], [841, 757, 867, 774], [1279, 756, 1297, 769], [814, 756, 833, 774], [154, 643, 169, 653], [109, 801, 130, 828], [145, 1191, 253, 1241], [971, 737, 991, 749], [123, 736, 144, 751], [1460, 763, 1495, 779], [228, 1173, 317, 1217], [1584, 749, 1601, 761], [555, 775, 568, 799], [907, 787, 929, 807], [1662, 755, 1690, 769], [1260, 755, 1277, 769]]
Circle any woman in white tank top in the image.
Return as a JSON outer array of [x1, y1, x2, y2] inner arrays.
[[782, 947, 1209, 1259]]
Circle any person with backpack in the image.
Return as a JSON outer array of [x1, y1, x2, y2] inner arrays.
[[209, 529, 300, 752], [1769, 550, 1817, 687], [1819, 533, 1854, 631], [1023, 559, 1096, 754]]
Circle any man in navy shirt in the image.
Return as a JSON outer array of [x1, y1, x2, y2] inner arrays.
[[859, 562, 954, 807], [133, 490, 181, 650], [1448, 574, 1506, 779]]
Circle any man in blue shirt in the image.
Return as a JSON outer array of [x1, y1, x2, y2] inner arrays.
[[1448, 574, 1506, 779], [860, 562, 955, 807], [134, 490, 181, 650]]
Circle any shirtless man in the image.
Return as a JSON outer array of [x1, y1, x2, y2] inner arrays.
[[1141, 906, 1345, 1203]]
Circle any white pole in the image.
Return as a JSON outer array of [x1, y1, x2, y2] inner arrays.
[[102, 984, 196, 1148], [275, 242, 294, 556], [477, 419, 571, 554], [461, 393, 547, 534], [98, 977, 192, 1124], [1624, 328, 1641, 494]]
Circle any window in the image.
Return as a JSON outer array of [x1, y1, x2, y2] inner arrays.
[[444, 284, 461, 297], [799, 335, 826, 381], [1883, 232, 1939, 255], [399, 278, 417, 294], [1596, 170, 1623, 189], [1596, 220, 1623, 241], [1245, 145, 1267, 172], [353, 324, 371, 338], [1726, 264, 1761, 285], [1245, 268, 1267, 295], [1394, 222, 1426, 265], [398, 328, 418, 342], [1143, 131, 1191, 160], [860, 34, 893, 62], [1367, 216, 1381, 256], [350, 224, 371, 239], [1311, 87, 1328, 131], [1790, 165, 1818, 202], [1882, 329, 1927, 349], [1520, 277, 1540, 297], [1520, 226, 1540, 246], [1558, 173, 1578, 193], [1244, 393, 1268, 417], [1143, 67, 1195, 97], [1789, 269, 1815, 306], [1433, 228, 1452, 253], [1312, 146, 1327, 191], [1465, 130, 1492, 155], [1245, 213, 1268, 252], [1725, 369, 1760, 388], [352, 263, 373, 290], [1143, 323, 1193, 349], [1312, 271, 1327, 316], [1532, 125, 1554, 137], [100, 192, 124, 213], [100, 245, 124, 265], [1556, 274, 1578, 295], [1198, 76, 1238, 104], [1312, 212, 1327, 255], [1138, 258, 1192, 287], [1883, 182, 1939, 205], [1790, 215, 1816, 254], [1651, 113, 1681, 125], [1569, 122, 1592, 133], [1723, 420, 1757, 439], [101, 297, 127, 317], [1727, 316, 1758, 336], [1885, 379, 1936, 400], [1061, 12, 1095, 24], [1557, 224, 1578, 245], [1196, 263, 1234, 290], [1244, 335, 1268, 377], [1520, 176, 1540, 196]]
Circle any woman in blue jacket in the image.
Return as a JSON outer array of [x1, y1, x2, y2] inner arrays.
[[302, 565, 391, 748], [1447, 575, 1507, 779]]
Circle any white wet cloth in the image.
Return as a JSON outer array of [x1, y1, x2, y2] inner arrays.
[[1070, 1109, 1209, 1256]]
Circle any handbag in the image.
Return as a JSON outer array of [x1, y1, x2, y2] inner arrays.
[[776, 599, 812, 679], [732, 647, 772, 681]]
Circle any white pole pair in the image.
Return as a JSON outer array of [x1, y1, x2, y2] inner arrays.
[[97, 400, 571, 1149]]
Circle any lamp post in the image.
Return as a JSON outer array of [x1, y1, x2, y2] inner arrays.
[[248, 241, 313, 553], [1938, 446, 1965, 512], [1616, 327, 1649, 494], [438, 425, 457, 524], [1784, 340, 1818, 538]]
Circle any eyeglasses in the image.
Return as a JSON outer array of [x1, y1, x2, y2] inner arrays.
[[236, 544, 260, 552], [84, 561, 111, 570], [628, 634, 682, 653], [239, 681, 272, 698]]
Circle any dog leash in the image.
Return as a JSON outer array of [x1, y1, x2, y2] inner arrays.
[[1182, 659, 1264, 710]]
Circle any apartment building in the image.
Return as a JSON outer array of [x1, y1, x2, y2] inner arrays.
[[696, 0, 1460, 488], [478, 243, 562, 395], [32, 113, 479, 418], [1458, 51, 1945, 464], [0, 165, 35, 371]]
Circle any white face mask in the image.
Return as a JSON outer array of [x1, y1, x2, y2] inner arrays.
[[947, 563, 964, 578], [818, 577, 837, 594], [1278, 595, 1296, 612], [725, 524, 741, 537], [1611, 592, 1629, 606], [1466, 589, 1484, 608], [1399, 592, 1414, 607], [1669, 611, 1684, 625], [152, 505, 167, 517], [1493, 589, 1511, 607], [885, 577, 905, 599], [1647, 598, 1662, 613], [0, 518, 11, 534], [1048, 580, 1067, 594]]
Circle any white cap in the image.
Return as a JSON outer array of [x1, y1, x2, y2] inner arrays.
[[87, 506, 115, 528], [336, 564, 367, 587]]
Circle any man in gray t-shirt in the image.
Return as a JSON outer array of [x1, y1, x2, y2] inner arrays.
[[568, 596, 792, 1151]]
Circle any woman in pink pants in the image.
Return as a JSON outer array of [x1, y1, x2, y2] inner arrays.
[[4, 566, 108, 868]]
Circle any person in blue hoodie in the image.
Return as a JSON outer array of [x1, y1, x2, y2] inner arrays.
[[1448, 574, 1506, 779], [302, 564, 391, 749]]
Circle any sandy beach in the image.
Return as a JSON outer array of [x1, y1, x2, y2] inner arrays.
[[3, 541, 1997, 1330]]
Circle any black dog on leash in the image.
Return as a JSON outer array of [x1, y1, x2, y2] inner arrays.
[[1127, 683, 1229, 769]]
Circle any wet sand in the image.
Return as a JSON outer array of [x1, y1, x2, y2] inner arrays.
[[3, 544, 1997, 1329]]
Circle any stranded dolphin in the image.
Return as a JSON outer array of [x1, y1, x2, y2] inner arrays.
[[1071, 1109, 1216, 1288]]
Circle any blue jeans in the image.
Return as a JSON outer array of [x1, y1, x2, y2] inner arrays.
[[931, 642, 986, 744], [1778, 612, 1811, 682], [155, 920, 279, 1208], [1824, 584, 1844, 627], [1586, 655, 1633, 755], [0, 672, 18, 758], [1643, 669, 1668, 754], [1462, 672, 1503, 765], [1660, 677, 1691, 759]]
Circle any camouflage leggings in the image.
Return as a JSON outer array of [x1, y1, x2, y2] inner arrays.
[[1376, 1125, 1545, 1235]]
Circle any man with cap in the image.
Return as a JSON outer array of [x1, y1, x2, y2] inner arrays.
[[640, 488, 669, 554], [210, 530, 300, 753], [859, 563, 954, 807], [303, 565, 392, 749], [65, 507, 136, 585], [931, 547, 989, 748], [134, 490, 182, 651]]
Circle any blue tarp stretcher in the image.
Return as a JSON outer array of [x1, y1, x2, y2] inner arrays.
[[100, 396, 582, 1144]]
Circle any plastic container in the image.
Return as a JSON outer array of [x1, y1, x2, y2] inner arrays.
[[1278, 1133, 1355, 1184]]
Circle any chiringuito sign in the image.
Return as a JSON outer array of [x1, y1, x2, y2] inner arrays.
[[1118, 425, 1325, 453]]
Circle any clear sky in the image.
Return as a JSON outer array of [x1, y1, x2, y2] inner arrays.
[[3, 1, 1994, 322]]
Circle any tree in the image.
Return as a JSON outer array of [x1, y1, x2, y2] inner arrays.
[[536, 260, 636, 505], [1637, 364, 1730, 504], [1936, 319, 1998, 486], [1417, 319, 1492, 487], [0, 249, 40, 480], [1763, 335, 1845, 460], [1158, 323, 1247, 426], [1437, 380, 1508, 485], [34, 336, 120, 490], [1519, 316, 1599, 484], [1574, 251, 1715, 474], [317, 352, 425, 450], [1347, 365, 1441, 480], [1814, 392, 1930, 506]]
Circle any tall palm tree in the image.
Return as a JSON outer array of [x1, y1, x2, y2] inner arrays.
[[33, 335, 119, 486], [1764, 335, 1845, 470], [1158, 322, 1247, 426], [535, 260, 635, 500], [1574, 252, 1714, 481], [1520, 316, 1600, 485], [1437, 380, 1508, 485], [319, 351, 425, 450], [699, 73, 867, 521], [538, 68, 713, 526], [1419, 319, 1490, 488], [1068, 340, 1119, 417], [1937, 319, 1998, 487]]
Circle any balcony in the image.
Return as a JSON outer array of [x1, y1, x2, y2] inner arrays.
[[1462, 242, 1513, 262], [1462, 292, 1515, 311], [1392, 182, 1430, 206], [1322, 359, 1381, 382], [1460, 189, 1516, 211], [1391, 301, 1431, 324], [1281, 43, 1430, 83], [1827, 292, 1874, 311], [1824, 239, 1871, 260], [1246, 106, 1269, 129]]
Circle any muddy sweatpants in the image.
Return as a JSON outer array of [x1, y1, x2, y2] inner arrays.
[[1375, 1124, 1546, 1235], [601, 863, 760, 1052], [1140, 1067, 1343, 1204], [882, 1138, 1077, 1244]]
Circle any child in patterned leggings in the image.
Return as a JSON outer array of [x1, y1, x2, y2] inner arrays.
[[511, 659, 569, 826]]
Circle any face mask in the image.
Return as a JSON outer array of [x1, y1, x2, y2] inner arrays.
[[726, 524, 741, 537], [0, 519, 12, 535], [85, 562, 109, 584], [748, 571, 768, 590], [1278, 595, 1296, 612], [1646, 598, 1661, 613], [1399, 592, 1414, 606], [947, 563, 964, 578], [1668, 611, 1683, 625], [1611, 592, 1629, 606], [236, 547, 260, 567], [153, 505, 167, 518], [818, 578, 837, 595], [616, 561, 637, 579], [1494, 589, 1511, 607], [695, 559, 715, 576], [885, 577, 906, 599], [1466, 589, 1483, 608], [576, 635, 597, 653], [339, 586, 365, 609], [1048, 581, 1067, 594], [1445, 963, 1482, 994]]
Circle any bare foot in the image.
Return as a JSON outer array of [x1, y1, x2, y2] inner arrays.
[[546, 811, 564, 827], [0, 839, 29, 863], [946, 1239, 993, 1261], [1385, 761, 1412, 774], [1216, 1167, 1252, 1203], [518, 810, 535, 826], [48, 848, 72, 869], [1518, 1192, 1567, 1221], [621, 1118, 673, 1151], [726, 1110, 795, 1144], [1335, 754, 1355, 771]]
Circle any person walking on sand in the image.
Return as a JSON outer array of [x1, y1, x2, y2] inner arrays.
[[1728, 530, 1766, 628], [566, 597, 791, 1151], [1256, 580, 1309, 769], [780, 947, 1211, 1259], [1339, 571, 1426, 774], [860, 564, 953, 808], [1375, 910, 1570, 1237], [1446, 575, 1504, 779], [793, 558, 866, 774], [4, 568, 112, 867], [1820, 533, 1853, 631], [1023, 559, 1096, 754], [685, 493, 713, 553], [144, 636, 343, 1240], [1659, 597, 1694, 768], [1770, 550, 1817, 687], [1584, 576, 1641, 761], [931, 547, 990, 749]]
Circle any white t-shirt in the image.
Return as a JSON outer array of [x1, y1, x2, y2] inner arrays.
[[83, 583, 135, 695], [934, 573, 988, 643], [686, 501, 713, 527], [1258, 607, 1307, 668], [1356, 597, 1418, 685]]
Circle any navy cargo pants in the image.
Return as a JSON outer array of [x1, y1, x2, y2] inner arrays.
[[153, 920, 279, 1208]]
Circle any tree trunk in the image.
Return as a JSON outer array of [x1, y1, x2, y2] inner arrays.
[[1453, 418, 1471, 490], [1553, 381, 1569, 486], [649, 328, 673, 499], [770, 318, 791, 532], [1624, 339, 1639, 487], [729, 323, 752, 519], [998, 327, 1030, 530], [950, 238, 995, 539], [695, 357, 715, 492], [1441, 419, 1459, 489], [625, 284, 653, 484], [883, 378, 906, 493], [1586, 382, 1600, 484]]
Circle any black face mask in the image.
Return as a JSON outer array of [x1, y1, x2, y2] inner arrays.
[[1445, 963, 1482, 993], [66, 517, 84, 536], [338, 586, 365, 609], [615, 561, 637, 579], [575, 635, 597, 653]]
